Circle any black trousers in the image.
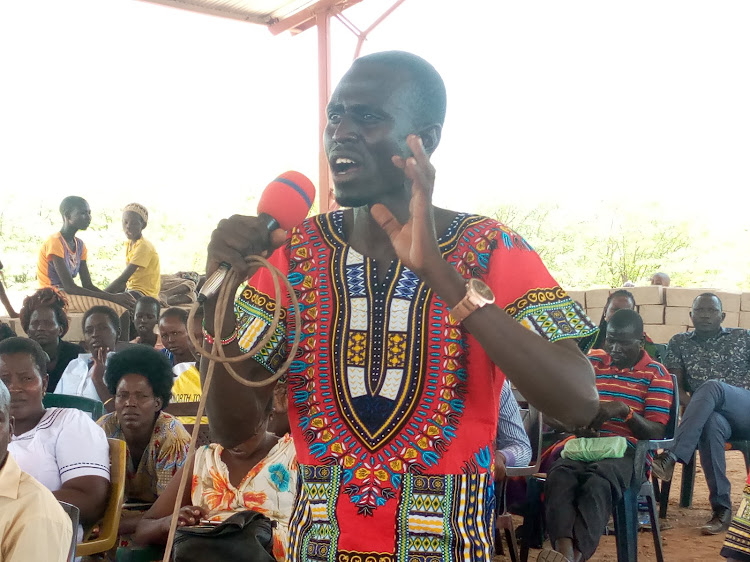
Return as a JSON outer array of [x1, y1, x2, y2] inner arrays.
[[544, 454, 634, 560]]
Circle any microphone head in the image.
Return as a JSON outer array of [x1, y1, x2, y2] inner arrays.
[[257, 171, 316, 231]]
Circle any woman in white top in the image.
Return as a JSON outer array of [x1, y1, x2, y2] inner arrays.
[[0, 337, 110, 524], [55, 305, 121, 412]]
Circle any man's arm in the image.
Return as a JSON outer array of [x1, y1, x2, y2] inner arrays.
[[105, 264, 139, 293], [589, 400, 666, 440], [371, 135, 599, 429], [0, 278, 18, 317], [200, 216, 287, 446]]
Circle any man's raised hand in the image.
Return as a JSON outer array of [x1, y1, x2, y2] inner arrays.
[[370, 134, 443, 277]]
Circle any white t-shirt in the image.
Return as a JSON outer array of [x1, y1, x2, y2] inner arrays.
[[54, 352, 114, 401], [8, 407, 110, 492]]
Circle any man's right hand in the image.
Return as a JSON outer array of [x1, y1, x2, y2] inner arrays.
[[113, 292, 136, 310], [206, 215, 287, 283]]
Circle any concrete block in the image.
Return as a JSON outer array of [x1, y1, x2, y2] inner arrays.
[[741, 293, 750, 312], [587, 308, 604, 324], [586, 289, 612, 309], [626, 285, 665, 305], [64, 313, 85, 343], [665, 287, 714, 308], [724, 311, 740, 328], [716, 291, 742, 313], [566, 290, 587, 308], [638, 305, 665, 325], [645, 324, 688, 344], [665, 307, 693, 327], [740, 312, 750, 329]]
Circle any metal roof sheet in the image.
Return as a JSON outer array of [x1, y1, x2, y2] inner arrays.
[[137, 0, 360, 30]]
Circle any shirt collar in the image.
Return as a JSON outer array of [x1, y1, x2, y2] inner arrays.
[[0, 453, 22, 500], [688, 326, 731, 340]]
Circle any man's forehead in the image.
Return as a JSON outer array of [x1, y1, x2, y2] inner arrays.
[[331, 64, 412, 104], [693, 297, 720, 308]]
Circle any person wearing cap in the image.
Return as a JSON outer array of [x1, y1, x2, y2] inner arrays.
[[105, 203, 161, 299]]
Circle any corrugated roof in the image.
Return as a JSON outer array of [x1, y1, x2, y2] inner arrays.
[[137, 0, 361, 30]]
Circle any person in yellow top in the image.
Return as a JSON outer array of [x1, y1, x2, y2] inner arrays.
[[106, 203, 161, 299]]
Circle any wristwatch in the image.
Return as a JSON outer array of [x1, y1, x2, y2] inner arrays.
[[449, 278, 496, 323]]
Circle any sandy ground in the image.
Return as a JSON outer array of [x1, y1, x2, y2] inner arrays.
[[495, 451, 748, 562]]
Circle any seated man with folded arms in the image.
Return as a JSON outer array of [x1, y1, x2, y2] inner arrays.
[[539, 309, 673, 562], [105, 204, 161, 300], [652, 293, 750, 535], [0, 379, 73, 561], [37, 196, 135, 314], [130, 296, 163, 349]]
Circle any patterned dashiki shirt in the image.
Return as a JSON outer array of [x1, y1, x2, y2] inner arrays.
[[721, 471, 750, 561], [234, 210, 598, 562], [664, 327, 750, 392]]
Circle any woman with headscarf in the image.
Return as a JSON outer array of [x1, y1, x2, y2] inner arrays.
[[19, 288, 84, 392], [105, 203, 161, 300]]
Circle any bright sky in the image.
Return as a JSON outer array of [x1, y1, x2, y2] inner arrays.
[[1, 0, 749, 218]]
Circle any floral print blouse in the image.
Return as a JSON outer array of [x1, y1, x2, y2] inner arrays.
[[191, 434, 297, 561]]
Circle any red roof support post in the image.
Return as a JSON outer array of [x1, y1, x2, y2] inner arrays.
[[316, 8, 333, 213]]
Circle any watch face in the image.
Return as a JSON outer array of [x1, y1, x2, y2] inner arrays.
[[468, 278, 495, 303]]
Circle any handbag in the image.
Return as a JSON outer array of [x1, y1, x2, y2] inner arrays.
[[561, 436, 628, 462], [172, 510, 276, 562]]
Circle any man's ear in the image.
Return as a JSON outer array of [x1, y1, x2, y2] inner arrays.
[[418, 124, 442, 155]]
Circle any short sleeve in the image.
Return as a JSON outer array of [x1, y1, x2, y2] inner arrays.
[[128, 240, 153, 268], [644, 369, 674, 426], [663, 335, 684, 373], [154, 417, 190, 495], [80, 240, 88, 261], [55, 409, 110, 484], [234, 245, 291, 374], [485, 224, 598, 346], [46, 236, 65, 259]]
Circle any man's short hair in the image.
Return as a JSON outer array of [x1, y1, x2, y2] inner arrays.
[[59, 196, 88, 217], [160, 307, 188, 326], [82, 305, 121, 333], [0, 337, 48, 374], [136, 296, 161, 315], [607, 309, 644, 335], [355, 51, 447, 128], [693, 292, 722, 311]]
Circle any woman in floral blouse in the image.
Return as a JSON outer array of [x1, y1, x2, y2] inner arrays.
[[135, 382, 296, 561]]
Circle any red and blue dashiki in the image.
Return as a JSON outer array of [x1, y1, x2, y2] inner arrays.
[[588, 348, 674, 448], [234, 210, 598, 562]]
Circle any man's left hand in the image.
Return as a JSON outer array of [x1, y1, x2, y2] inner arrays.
[[589, 400, 630, 430], [370, 134, 443, 277]]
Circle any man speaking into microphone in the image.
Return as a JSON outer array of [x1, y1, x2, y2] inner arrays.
[[203, 51, 599, 561]]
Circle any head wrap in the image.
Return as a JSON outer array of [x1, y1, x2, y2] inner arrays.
[[123, 203, 148, 226]]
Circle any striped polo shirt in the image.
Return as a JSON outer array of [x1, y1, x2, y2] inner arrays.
[[588, 348, 674, 446]]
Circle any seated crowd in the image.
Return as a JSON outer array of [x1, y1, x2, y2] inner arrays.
[[0, 196, 749, 562]]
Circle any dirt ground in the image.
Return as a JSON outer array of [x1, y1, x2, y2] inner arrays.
[[496, 451, 748, 562]]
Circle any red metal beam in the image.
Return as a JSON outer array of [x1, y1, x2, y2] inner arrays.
[[268, 0, 363, 36]]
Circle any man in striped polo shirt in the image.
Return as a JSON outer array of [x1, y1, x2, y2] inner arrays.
[[539, 309, 674, 562]]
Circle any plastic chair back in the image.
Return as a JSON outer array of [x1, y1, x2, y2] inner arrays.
[[76, 438, 127, 557], [43, 393, 105, 421], [58, 501, 79, 562]]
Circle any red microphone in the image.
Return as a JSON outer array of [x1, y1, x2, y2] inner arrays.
[[199, 171, 316, 302]]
